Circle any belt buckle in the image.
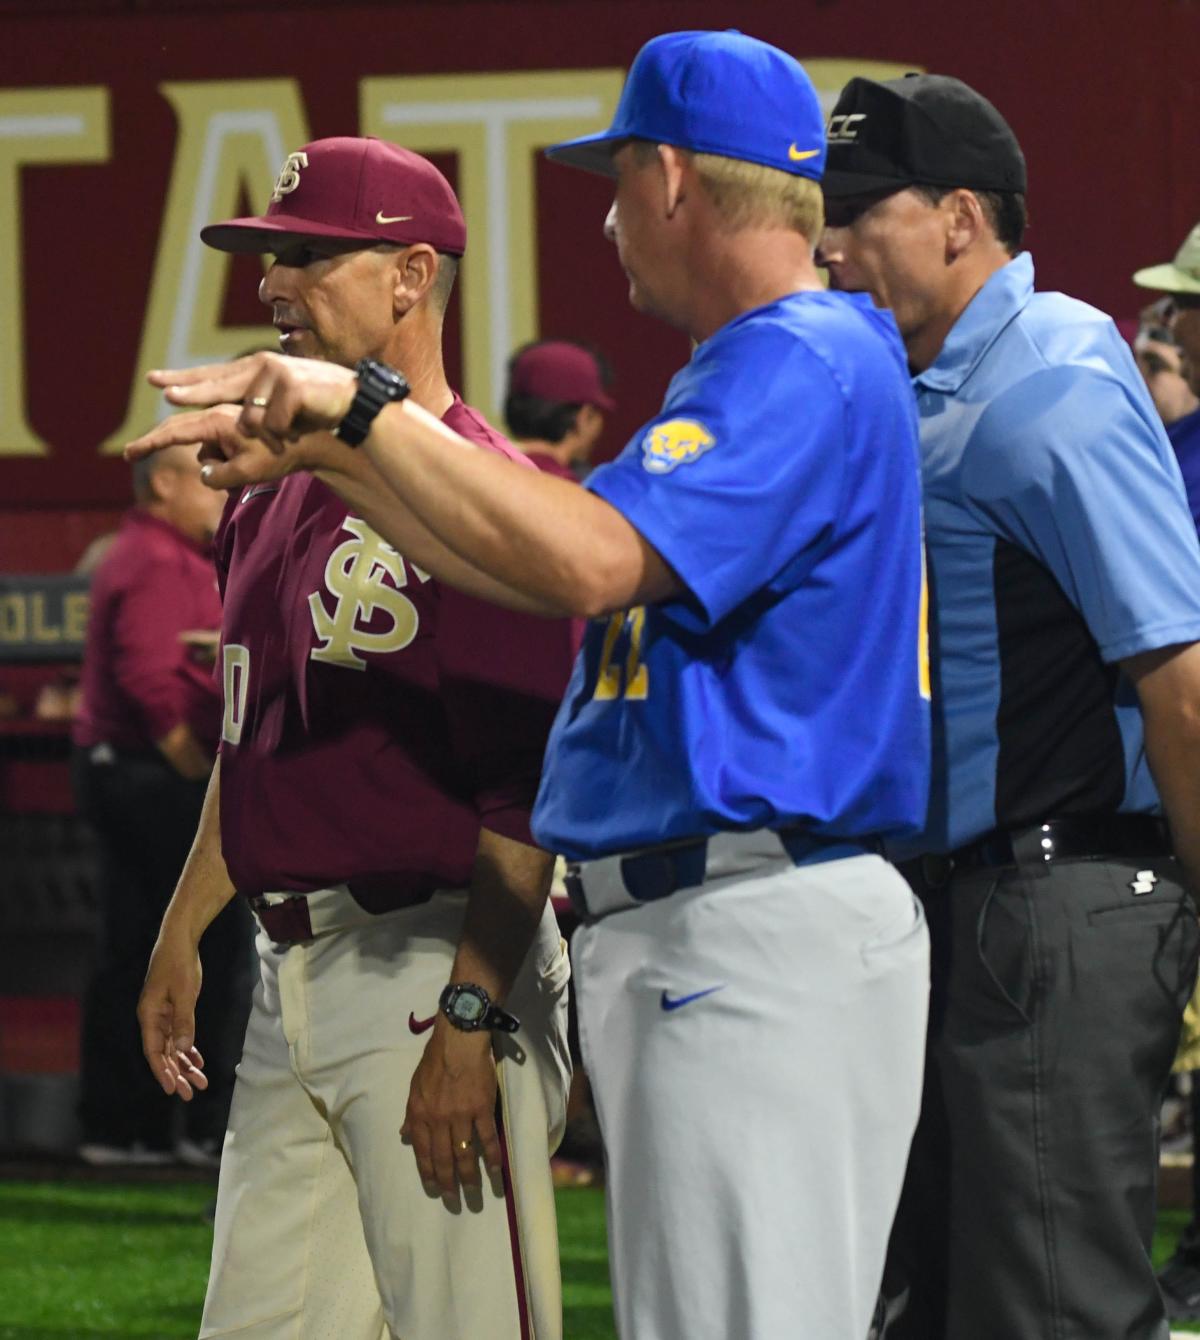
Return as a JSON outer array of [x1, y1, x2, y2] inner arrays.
[[620, 851, 682, 902]]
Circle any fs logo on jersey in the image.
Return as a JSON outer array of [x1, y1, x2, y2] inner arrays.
[[641, 419, 716, 475], [308, 517, 430, 669]]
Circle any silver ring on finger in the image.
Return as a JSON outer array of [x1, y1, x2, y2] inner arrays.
[[248, 396, 269, 408]]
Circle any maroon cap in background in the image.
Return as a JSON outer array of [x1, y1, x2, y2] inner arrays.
[[201, 137, 466, 256], [509, 341, 615, 410]]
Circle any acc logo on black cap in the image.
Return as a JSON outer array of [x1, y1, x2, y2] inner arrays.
[[827, 114, 866, 144]]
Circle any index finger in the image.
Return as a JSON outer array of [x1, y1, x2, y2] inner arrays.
[[124, 407, 238, 461], [147, 353, 268, 393], [146, 357, 274, 413]]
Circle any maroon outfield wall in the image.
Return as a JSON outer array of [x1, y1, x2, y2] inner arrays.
[[0, 0, 1197, 569]]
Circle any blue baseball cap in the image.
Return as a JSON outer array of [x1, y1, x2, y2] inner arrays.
[[546, 30, 826, 181]]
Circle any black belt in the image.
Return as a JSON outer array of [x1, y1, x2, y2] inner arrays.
[[908, 813, 1172, 887]]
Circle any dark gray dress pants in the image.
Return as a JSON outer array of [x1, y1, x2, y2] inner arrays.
[[887, 854, 1199, 1340]]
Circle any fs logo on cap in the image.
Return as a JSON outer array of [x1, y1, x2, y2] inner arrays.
[[641, 419, 716, 475], [827, 113, 866, 144], [271, 151, 309, 203]]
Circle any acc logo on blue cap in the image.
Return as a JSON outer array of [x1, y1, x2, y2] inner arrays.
[[641, 419, 716, 474]]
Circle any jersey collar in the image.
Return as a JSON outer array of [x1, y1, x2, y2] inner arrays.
[[912, 251, 1035, 396]]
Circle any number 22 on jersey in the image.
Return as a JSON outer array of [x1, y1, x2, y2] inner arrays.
[[594, 606, 650, 701]]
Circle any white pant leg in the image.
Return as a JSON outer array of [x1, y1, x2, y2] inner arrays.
[[575, 854, 930, 1340], [201, 932, 388, 1340], [203, 894, 570, 1340]]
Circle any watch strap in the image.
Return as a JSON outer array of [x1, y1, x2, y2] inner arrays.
[[335, 357, 410, 447]]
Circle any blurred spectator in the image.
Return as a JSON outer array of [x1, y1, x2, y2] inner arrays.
[[71, 443, 253, 1167], [32, 523, 111, 722], [1134, 300, 1200, 429], [504, 339, 615, 478], [1133, 221, 1200, 1322]]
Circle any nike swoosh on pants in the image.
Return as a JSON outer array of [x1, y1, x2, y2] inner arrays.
[[660, 985, 725, 1012]]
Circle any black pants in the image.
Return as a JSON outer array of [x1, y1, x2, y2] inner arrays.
[[73, 747, 255, 1150], [888, 854, 1199, 1340]]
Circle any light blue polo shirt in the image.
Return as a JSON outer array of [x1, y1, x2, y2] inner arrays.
[[902, 252, 1200, 856]]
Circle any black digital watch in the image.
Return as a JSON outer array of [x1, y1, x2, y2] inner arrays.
[[438, 982, 520, 1034], [334, 357, 411, 447]]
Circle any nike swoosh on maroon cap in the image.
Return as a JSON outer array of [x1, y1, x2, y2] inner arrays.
[[408, 1011, 437, 1034]]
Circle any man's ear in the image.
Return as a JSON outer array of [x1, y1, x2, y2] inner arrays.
[[658, 144, 690, 219], [146, 464, 175, 505], [944, 189, 989, 261], [392, 244, 439, 316]]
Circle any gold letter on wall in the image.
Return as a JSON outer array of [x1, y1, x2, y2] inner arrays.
[[360, 70, 623, 423], [101, 80, 311, 454], [0, 87, 109, 457]]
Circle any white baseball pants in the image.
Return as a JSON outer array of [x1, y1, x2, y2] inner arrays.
[[574, 852, 929, 1340], [199, 888, 571, 1340]]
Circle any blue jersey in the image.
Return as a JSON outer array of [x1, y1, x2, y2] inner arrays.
[[531, 291, 930, 861], [901, 254, 1200, 856]]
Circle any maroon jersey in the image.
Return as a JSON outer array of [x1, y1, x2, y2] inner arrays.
[[523, 449, 576, 481], [74, 510, 222, 753], [215, 396, 575, 897]]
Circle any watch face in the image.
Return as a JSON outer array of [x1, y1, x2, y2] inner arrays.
[[360, 358, 409, 398], [452, 989, 487, 1023]]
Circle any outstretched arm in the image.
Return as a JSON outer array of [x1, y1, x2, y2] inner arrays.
[[127, 353, 681, 618], [128, 403, 568, 617]]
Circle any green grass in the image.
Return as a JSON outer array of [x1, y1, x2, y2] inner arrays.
[[0, 1181, 615, 1339], [0, 1182, 1194, 1337]]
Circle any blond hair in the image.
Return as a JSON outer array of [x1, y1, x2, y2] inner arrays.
[[692, 152, 824, 238], [629, 139, 824, 238]]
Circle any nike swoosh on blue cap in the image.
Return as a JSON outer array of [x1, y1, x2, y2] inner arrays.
[[545, 29, 826, 181]]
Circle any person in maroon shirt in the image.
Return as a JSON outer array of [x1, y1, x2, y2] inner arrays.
[[131, 139, 574, 1340], [72, 445, 253, 1167], [503, 339, 615, 481]]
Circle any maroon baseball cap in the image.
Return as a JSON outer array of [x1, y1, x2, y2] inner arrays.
[[200, 137, 466, 256], [509, 341, 615, 410]]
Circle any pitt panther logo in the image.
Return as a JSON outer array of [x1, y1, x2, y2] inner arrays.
[[308, 518, 430, 669], [271, 151, 309, 202], [641, 418, 716, 475]]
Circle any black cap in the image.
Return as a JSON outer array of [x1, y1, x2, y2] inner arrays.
[[822, 73, 1027, 199]]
